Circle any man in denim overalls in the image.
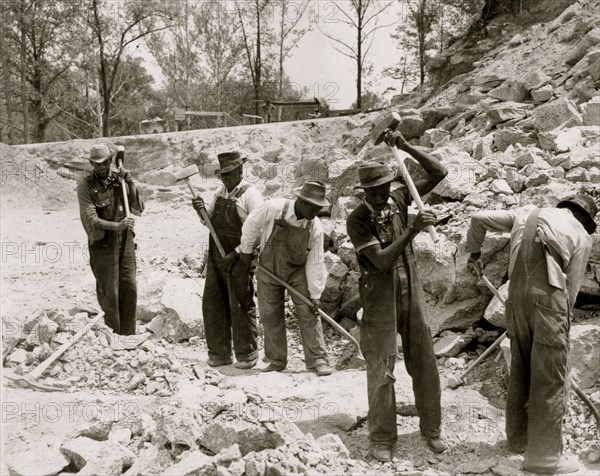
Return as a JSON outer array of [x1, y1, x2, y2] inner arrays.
[[192, 152, 264, 369], [346, 131, 448, 462], [466, 195, 597, 474], [238, 181, 332, 376], [77, 144, 144, 335]]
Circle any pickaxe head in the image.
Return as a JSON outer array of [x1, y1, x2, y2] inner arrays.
[[174, 164, 200, 183], [4, 370, 63, 392], [369, 112, 402, 145]]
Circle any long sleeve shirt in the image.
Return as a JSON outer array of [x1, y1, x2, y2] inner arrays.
[[465, 206, 592, 307], [77, 172, 144, 243], [239, 198, 326, 299], [202, 179, 264, 224]]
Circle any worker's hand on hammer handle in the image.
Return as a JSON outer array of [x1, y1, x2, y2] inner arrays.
[[384, 130, 409, 151], [192, 196, 205, 215], [467, 252, 483, 278], [389, 146, 439, 242]]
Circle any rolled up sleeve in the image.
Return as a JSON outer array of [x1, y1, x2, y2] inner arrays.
[[240, 202, 270, 254], [465, 210, 517, 253]]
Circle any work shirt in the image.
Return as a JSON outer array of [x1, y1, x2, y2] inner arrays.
[[240, 198, 326, 299], [203, 180, 264, 223], [465, 206, 592, 307], [77, 172, 144, 243]]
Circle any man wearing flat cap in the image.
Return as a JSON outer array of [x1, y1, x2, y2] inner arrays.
[[238, 181, 333, 376], [346, 131, 448, 461], [77, 144, 144, 335], [466, 195, 597, 475], [192, 151, 264, 369]]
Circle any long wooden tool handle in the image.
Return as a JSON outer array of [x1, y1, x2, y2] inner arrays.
[[390, 146, 438, 242], [482, 275, 504, 302], [572, 381, 600, 434], [120, 178, 131, 217], [257, 264, 362, 351], [31, 312, 105, 379], [458, 331, 508, 381], [183, 177, 226, 258]]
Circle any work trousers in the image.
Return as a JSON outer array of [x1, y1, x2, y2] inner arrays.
[[361, 267, 441, 446], [202, 258, 258, 362], [505, 246, 571, 472], [256, 267, 328, 369], [88, 229, 137, 335]]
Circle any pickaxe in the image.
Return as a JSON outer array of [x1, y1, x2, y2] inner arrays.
[[369, 112, 438, 243], [4, 312, 105, 392], [447, 276, 600, 435]]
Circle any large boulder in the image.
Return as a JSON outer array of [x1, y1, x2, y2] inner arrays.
[[140, 273, 204, 342], [488, 80, 529, 103], [60, 437, 136, 476], [533, 97, 583, 132], [483, 282, 509, 328], [396, 109, 427, 141], [485, 102, 530, 126], [429, 147, 484, 201], [565, 27, 600, 66], [582, 96, 600, 126], [6, 445, 69, 476]]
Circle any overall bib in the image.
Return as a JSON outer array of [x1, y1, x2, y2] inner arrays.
[[505, 209, 571, 472], [88, 175, 137, 335], [257, 200, 329, 370], [359, 194, 441, 446], [202, 186, 258, 362]]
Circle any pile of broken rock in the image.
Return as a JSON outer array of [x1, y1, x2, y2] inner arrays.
[[3, 307, 184, 396]]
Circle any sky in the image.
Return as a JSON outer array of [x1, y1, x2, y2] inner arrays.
[[140, 1, 410, 110]]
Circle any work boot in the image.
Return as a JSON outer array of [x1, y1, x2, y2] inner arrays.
[[424, 436, 447, 453], [260, 363, 285, 372], [207, 357, 233, 367], [312, 363, 333, 376], [234, 358, 258, 370], [371, 444, 393, 462], [523, 457, 580, 474]]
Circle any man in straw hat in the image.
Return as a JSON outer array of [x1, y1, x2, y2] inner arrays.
[[191, 151, 264, 369], [238, 181, 333, 376], [465, 195, 597, 474], [346, 130, 448, 461], [77, 144, 144, 335]]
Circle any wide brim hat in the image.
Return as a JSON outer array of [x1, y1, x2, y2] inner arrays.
[[354, 161, 396, 189], [215, 151, 247, 175], [293, 181, 330, 207], [557, 194, 598, 234], [89, 144, 114, 163]]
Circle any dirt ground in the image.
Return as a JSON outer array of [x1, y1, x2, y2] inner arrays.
[[2, 199, 599, 475]]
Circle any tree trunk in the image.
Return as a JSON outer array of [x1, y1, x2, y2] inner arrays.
[[20, 0, 29, 144], [255, 0, 262, 117], [278, 5, 284, 98], [356, 1, 362, 110], [95, 74, 103, 137]]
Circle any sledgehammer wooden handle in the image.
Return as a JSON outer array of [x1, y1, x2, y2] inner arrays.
[[390, 146, 439, 243], [181, 178, 227, 258]]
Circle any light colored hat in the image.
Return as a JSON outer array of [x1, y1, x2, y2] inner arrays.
[[89, 144, 114, 163], [293, 181, 330, 207], [354, 161, 395, 189]]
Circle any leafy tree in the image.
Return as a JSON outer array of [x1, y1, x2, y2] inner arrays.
[[352, 89, 387, 110], [87, 0, 174, 136]]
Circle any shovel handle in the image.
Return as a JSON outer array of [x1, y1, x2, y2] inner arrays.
[[389, 146, 438, 243]]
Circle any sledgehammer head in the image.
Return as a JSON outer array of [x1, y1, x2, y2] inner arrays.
[[370, 112, 402, 145], [447, 375, 464, 389], [174, 164, 200, 182]]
